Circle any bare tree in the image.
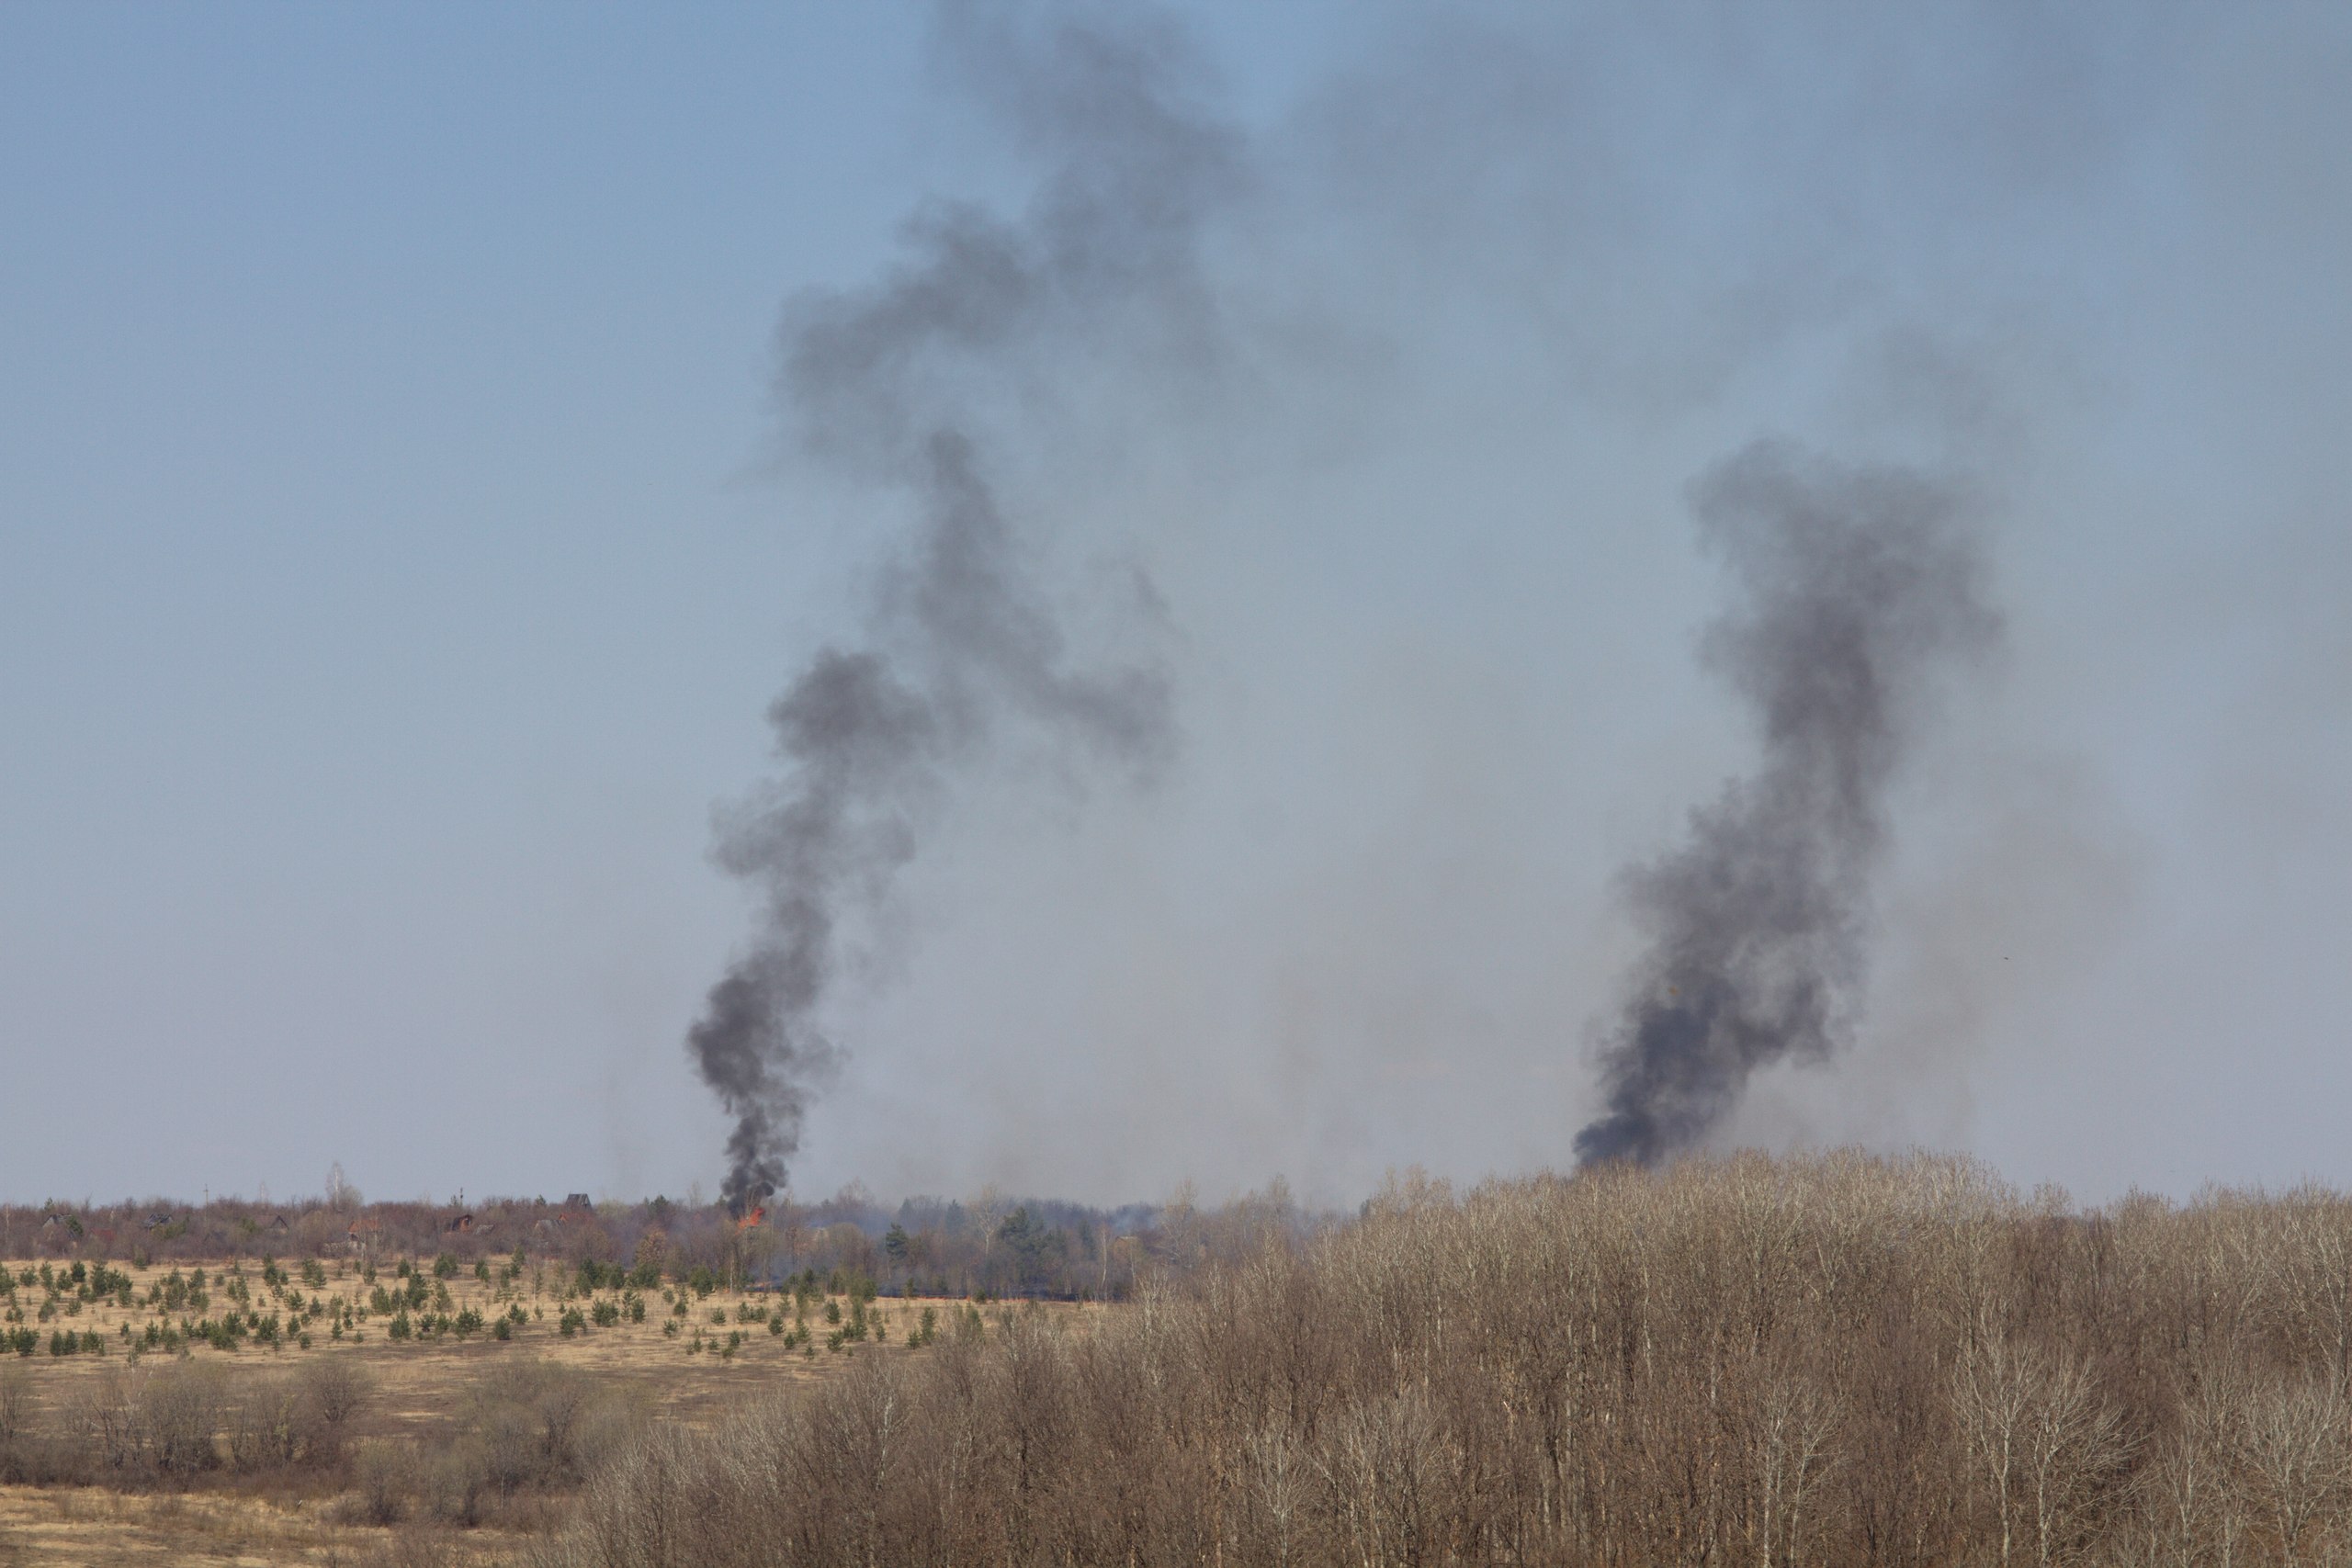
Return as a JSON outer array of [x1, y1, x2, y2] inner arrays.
[[2243, 1375, 2348, 1566], [325, 1162, 362, 1214], [1755, 1357, 1841, 1568], [1956, 1333, 2037, 1567], [2018, 1348, 2129, 1566]]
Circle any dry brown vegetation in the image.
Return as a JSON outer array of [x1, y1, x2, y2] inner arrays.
[[542, 1153, 2352, 1568], [0, 1253, 1048, 1565], [17, 1153, 2352, 1565]]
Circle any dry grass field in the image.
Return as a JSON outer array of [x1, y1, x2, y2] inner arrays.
[[0, 1483, 413, 1568], [0, 1253, 1109, 1565]]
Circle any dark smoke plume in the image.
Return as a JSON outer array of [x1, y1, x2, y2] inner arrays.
[[1573, 441, 1998, 1168], [689, 9, 1236, 1213]]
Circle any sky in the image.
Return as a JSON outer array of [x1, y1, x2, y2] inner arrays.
[[4, 3, 2348, 1212]]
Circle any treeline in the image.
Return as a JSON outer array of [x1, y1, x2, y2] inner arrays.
[[542, 1153, 2352, 1568], [0, 1188, 1226, 1301]]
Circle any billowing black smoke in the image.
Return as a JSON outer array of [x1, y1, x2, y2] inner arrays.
[[1573, 440, 1998, 1168], [689, 9, 1236, 1213]]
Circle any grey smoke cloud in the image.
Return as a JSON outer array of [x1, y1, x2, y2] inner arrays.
[[1574, 441, 2000, 1167], [687, 8, 1232, 1211], [11, 2, 2352, 1212], [682, 1, 2334, 1207]]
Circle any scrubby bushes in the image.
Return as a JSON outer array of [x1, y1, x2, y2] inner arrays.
[[0, 1366, 28, 1462], [0, 1357, 372, 1485], [353, 1438, 420, 1526], [341, 1359, 644, 1530], [537, 1154, 2352, 1568]]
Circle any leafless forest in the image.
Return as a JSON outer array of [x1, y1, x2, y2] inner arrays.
[[542, 1153, 2352, 1568]]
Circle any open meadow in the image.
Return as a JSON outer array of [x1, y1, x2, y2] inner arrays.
[[0, 1251, 1107, 1565]]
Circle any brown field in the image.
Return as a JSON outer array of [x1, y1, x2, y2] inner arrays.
[[0, 1255, 1108, 1565], [0, 1484, 413, 1568]]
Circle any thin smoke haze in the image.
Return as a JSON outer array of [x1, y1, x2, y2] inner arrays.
[[14, 1, 2351, 1207], [1574, 441, 2000, 1168], [687, 11, 1236, 1212]]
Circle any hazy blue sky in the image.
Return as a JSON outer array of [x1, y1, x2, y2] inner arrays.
[[5, 3, 2347, 1210]]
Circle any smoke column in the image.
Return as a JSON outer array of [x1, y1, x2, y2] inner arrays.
[[1573, 440, 1999, 1168], [689, 9, 1238, 1212]]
